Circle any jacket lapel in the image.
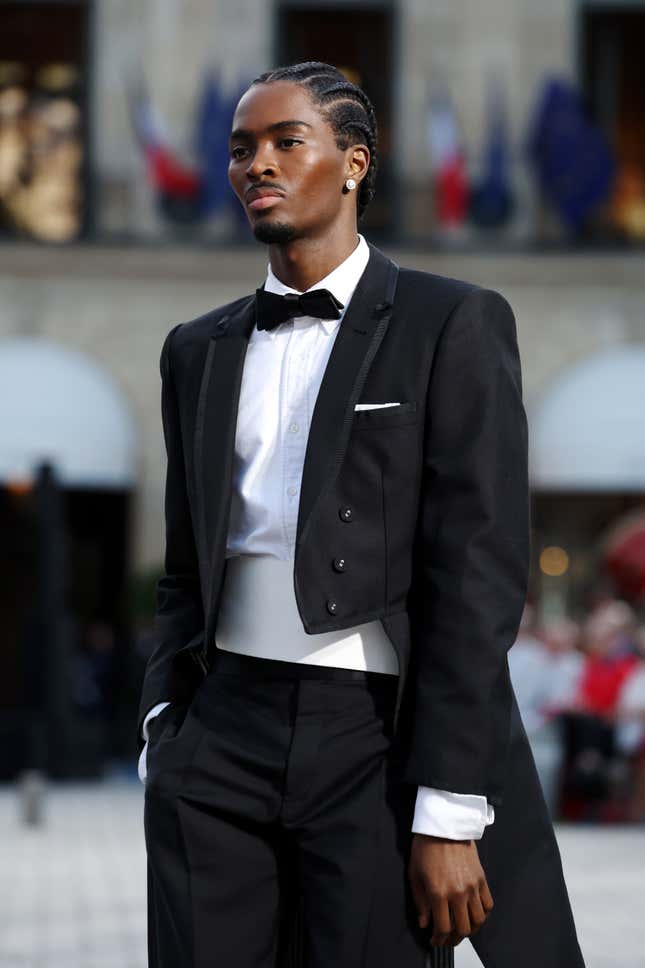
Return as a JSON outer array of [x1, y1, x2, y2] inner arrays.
[[296, 242, 399, 547], [193, 241, 399, 640], [193, 297, 255, 630]]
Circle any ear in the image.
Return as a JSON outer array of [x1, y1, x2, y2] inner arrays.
[[346, 144, 370, 186]]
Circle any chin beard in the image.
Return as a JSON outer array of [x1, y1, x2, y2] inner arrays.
[[252, 218, 297, 245]]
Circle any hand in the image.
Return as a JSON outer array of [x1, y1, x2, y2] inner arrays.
[[408, 833, 494, 947]]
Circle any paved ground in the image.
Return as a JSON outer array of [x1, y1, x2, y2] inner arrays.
[[0, 778, 642, 967], [457, 823, 645, 968]]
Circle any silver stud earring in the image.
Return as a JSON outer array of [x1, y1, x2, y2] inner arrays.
[[345, 178, 356, 191]]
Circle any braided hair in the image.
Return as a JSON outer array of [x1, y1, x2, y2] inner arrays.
[[249, 61, 378, 221]]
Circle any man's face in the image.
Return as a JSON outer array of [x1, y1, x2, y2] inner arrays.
[[228, 80, 355, 244]]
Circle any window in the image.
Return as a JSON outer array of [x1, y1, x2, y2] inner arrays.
[[0, 1, 91, 242], [580, 4, 645, 243], [276, 3, 396, 239]]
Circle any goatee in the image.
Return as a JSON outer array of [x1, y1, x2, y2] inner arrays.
[[253, 219, 297, 245]]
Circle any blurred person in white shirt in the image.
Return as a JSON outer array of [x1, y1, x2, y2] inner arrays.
[[508, 606, 583, 815]]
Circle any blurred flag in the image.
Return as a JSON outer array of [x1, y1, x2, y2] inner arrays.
[[127, 73, 201, 224], [194, 68, 231, 217], [426, 87, 469, 228], [525, 76, 616, 235], [469, 72, 515, 229]]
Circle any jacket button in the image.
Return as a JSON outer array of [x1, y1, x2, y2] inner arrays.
[[326, 599, 338, 614], [332, 557, 346, 572], [339, 506, 353, 522]]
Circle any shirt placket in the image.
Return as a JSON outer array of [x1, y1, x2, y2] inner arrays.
[[281, 317, 315, 559]]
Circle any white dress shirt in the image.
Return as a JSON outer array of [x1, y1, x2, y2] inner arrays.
[[140, 233, 495, 842]]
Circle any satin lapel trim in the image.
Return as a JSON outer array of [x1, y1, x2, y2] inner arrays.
[[193, 298, 255, 624], [295, 244, 399, 550]]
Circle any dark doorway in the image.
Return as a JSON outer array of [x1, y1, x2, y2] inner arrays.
[[0, 473, 133, 779], [530, 491, 645, 619], [276, 3, 397, 239]]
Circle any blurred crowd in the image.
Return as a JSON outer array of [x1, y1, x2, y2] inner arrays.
[[510, 600, 645, 824]]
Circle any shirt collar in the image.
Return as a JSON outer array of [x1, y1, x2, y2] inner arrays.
[[261, 233, 370, 336]]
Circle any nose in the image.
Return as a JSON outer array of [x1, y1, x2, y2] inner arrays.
[[245, 141, 278, 180]]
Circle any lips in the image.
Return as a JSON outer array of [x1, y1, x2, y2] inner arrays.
[[246, 186, 285, 211]]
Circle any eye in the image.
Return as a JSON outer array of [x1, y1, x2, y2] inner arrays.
[[230, 146, 248, 159], [279, 138, 303, 148]]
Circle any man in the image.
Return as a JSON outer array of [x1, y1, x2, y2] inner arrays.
[[138, 61, 586, 967]]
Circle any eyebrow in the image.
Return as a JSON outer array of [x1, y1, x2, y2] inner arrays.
[[229, 120, 313, 141]]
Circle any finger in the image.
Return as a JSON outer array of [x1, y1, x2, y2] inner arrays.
[[467, 887, 487, 936], [409, 872, 430, 930], [446, 895, 471, 946], [479, 878, 495, 914], [430, 896, 452, 947]]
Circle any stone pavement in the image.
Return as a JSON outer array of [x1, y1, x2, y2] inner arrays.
[[456, 823, 645, 968], [0, 779, 642, 968]]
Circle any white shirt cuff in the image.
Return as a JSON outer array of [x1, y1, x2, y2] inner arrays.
[[411, 786, 495, 840], [142, 701, 172, 741], [137, 741, 149, 784]]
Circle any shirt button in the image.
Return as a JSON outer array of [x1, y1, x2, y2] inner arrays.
[[339, 506, 353, 522], [326, 599, 338, 615], [332, 557, 346, 572], [289, 422, 299, 434], [287, 486, 298, 496]]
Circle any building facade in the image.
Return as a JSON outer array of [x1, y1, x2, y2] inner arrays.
[[1, 1, 645, 773]]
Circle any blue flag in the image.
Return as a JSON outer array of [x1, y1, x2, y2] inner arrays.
[[525, 76, 616, 234], [470, 73, 515, 229], [194, 68, 232, 217]]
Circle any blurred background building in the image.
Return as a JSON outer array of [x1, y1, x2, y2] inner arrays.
[[0, 0, 644, 829]]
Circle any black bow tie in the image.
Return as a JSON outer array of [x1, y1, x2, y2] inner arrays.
[[255, 287, 344, 331]]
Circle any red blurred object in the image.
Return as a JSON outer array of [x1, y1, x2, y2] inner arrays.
[[577, 652, 640, 715], [145, 144, 200, 198], [602, 509, 645, 603], [436, 154, 469, 226]]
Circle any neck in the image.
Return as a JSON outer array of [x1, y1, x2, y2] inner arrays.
[[267, 224, 360, 292]]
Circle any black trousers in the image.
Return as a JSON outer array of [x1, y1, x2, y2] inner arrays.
[[143, 649, 453, 968]]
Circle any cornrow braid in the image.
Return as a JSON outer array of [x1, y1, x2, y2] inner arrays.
[[250, 61, 378, 221]]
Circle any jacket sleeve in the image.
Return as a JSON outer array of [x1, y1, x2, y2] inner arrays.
[[402, 287, 530, 808], [136, 323, 205, 748]]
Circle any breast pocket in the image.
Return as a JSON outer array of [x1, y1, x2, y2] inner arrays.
[[351, 400, 418, 430]]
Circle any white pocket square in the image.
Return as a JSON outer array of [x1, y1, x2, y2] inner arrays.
[[354, 402, 401, 411]]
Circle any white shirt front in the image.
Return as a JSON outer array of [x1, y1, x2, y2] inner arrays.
[[140, 233, 494, 841], [224, 243, 358, 562]]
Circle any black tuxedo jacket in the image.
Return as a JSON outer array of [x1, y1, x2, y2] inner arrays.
[[138, 242, 585, 966]]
